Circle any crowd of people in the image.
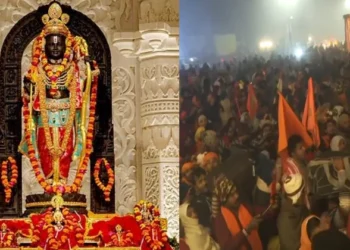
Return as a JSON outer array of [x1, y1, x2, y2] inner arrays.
[[179, 46, 350, 250]]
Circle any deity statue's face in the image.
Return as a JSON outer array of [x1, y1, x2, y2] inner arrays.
[[1, 223, 6, 232], [116, 224, 122, 233], [45, 34, 66, 61]]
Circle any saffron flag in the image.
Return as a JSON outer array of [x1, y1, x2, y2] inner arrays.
[[247, 83, 258, 120], [302, 78, 320, 147], [278, 92, 313, 157]]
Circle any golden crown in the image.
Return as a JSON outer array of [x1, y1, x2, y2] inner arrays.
[[41, 2, 70, 37]]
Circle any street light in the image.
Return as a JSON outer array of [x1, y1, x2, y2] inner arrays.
[[259, 40, 274, 50], [294, 47, 303, 59]]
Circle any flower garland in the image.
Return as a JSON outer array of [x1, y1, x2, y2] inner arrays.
[[133, 201, 168, 250], [110, 230, 135, 247], [0, 157, 18, 203], [32, 208, 85, 249], [23, 60, 99, 195], [93, 158, 114, 202]]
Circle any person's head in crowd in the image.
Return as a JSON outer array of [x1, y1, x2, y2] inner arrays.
[[338, 113, 350, 133], [287, 135, 306, 161], [332, 105, 344, 123], [201, 130, 219, 152], [240, 112, 251, 125], [207, 93, 216, 106], [330, 135, 347, 152], [311, 229, 350, 250], [236, 123, 251, 145], [213, 78, 222, 95], [181, 162, 195, 185], [189, 193, 212, 228], [188, 166, 208, 195], [221, 117, 236, 138], [192, 94, 201, 108], [324, 119, 337, 137], [213, 175, 240, 210], [316, 103, 332, 124], [202, 152, 219, 173], [197, 115, 207, 128], [261, 123, 273, 138]]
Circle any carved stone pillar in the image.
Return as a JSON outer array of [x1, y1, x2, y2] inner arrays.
[[138, 22, 179, 238]]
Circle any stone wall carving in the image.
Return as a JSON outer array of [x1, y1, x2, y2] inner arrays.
[[143, 165, 159, 205], [139, 0, 179, 25], [112, 66, 137, 214], [161, 165, 179, 238], [0, 0, 136, 46]]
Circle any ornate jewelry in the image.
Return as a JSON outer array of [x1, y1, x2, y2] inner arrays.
[[45, 99, 70, 112], [37, 64, 76, 159]]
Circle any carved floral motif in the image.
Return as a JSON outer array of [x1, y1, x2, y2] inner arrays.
[[112, 67, 137, 214], [139, 0, 178, 24]]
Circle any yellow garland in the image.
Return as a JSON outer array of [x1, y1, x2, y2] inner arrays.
[[93, 158, 114, 202], [0, 156, 18, 203]]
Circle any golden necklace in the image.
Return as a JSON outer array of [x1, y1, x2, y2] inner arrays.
[[37, 64, 77, 158]]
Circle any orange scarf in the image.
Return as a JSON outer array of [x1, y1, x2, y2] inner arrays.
[[221, 205, 262, 250], [300, 215, 318, 250]]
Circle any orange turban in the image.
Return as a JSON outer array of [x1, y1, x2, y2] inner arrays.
[[203, 152, 219, 165], [181, 162, 194, 175]]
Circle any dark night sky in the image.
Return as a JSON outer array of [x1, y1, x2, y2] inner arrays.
[[180, 0, 347, 58]]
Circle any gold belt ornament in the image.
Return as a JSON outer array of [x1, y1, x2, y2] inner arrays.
[[45, 99, 70, 111], [25, 201, 87, 208]]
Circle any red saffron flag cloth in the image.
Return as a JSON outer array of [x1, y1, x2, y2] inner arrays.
[[277, 92, 313, 165], [302, 78, 320, 148]]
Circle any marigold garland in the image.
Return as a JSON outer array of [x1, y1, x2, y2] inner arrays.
[[109, 230, 135, 247], [23, 60, 99, 195], [133, 201, 168, 250], [1, 156, 18, 203], [31, 208, 85, 249], [93, 158, 114, 202]]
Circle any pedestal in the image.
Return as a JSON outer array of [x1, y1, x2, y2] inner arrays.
[[23, 193, 88, 216]]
